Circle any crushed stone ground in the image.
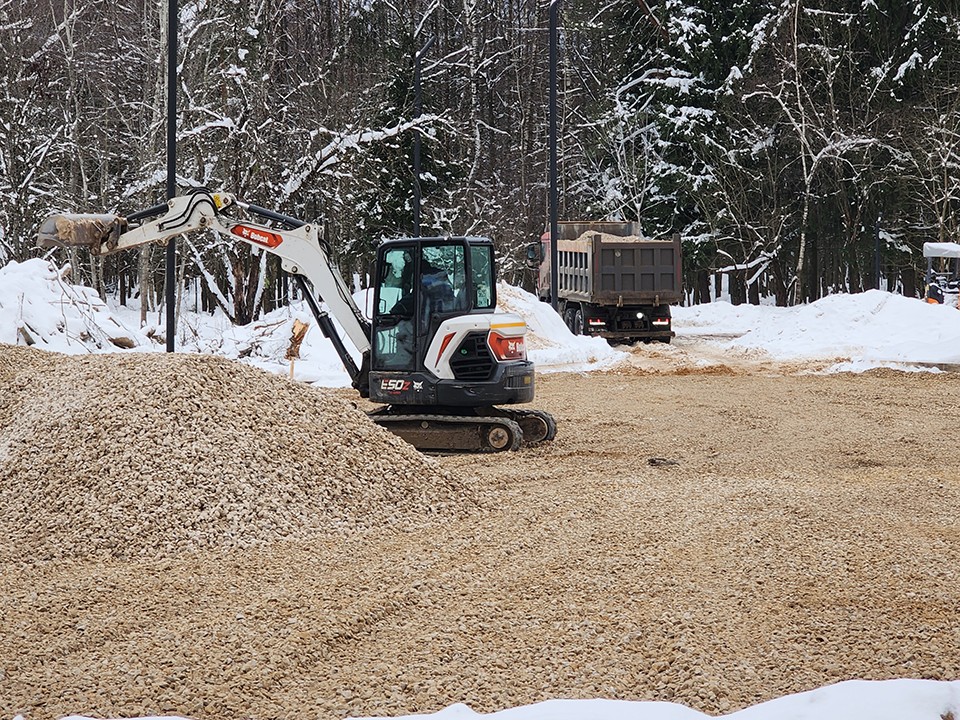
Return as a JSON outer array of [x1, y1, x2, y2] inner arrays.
[[0, 346, 474, 562], [1, 341, 959, 719]]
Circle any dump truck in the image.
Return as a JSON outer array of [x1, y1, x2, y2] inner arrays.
[[526, 221, 683, 343]]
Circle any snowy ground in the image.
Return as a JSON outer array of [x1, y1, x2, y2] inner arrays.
[[4, 258, 960, 382], [54, 679, 960, 720], [351, 680, 960, 720], [4, 257, 960, 720]]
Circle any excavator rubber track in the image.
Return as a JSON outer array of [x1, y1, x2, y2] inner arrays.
[[486, 407, 558, 445], [369, 413, 523, 453], [367, 407, 556, 453]]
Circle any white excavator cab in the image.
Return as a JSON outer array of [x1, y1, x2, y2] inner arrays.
[[373, 240, 488, 369], [366, 236, 537, 410]]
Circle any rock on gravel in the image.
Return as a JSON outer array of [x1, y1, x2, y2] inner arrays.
[[0, 344, 477, 562]]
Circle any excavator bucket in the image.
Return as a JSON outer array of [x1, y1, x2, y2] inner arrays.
[[37, 213, 127, 256]]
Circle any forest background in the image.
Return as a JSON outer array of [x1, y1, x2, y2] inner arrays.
[[2, 0, 959, 325]]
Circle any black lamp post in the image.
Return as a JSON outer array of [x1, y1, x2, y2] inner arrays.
[[165, 0, 178, 352], [548, 0, 560, 311], [413, 35, 436, 237]]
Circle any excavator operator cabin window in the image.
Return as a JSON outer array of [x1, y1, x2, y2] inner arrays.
[[420, 244, 468, 334], [374, 246, 416, 370], [471, 245, 495, 309]]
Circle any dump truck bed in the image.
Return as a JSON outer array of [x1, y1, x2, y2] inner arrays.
[[555, 231, 683, 306]]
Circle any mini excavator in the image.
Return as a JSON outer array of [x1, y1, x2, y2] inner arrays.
[[37, 189, 556, 452]]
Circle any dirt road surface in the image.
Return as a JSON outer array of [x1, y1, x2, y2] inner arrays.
[[2, 340, 959, 719]]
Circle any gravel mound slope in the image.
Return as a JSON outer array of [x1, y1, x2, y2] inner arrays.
[[0, 345, 475, 562]]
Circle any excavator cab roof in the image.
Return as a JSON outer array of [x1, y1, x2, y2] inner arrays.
[[379, 235, 494, 250]]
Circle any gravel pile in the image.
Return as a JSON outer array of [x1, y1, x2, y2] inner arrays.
[[2, 350, 959, 720], [0, 345, 476, 562]]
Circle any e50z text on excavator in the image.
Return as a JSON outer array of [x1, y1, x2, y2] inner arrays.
[[37, 189, 556, 452]]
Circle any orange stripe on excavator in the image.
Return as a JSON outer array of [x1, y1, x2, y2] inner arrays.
[[490, 322, 526, 329], [231, 224, 283, 248], [436, 332, 457, 365]]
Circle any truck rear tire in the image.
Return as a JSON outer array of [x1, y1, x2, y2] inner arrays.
[[573, 308, 584, 335]]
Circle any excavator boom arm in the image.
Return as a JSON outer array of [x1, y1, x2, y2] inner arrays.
[[37, 190, 372, 359]]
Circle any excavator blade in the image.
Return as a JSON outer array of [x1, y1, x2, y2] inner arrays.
[[37, 213, 127, 255]]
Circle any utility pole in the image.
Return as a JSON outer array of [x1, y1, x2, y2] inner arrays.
[[548, 0, 560, 312], [165, 0, 178, 352], [413, 35, 436, 237]]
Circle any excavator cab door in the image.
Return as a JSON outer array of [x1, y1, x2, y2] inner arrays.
[[418, 243, 470, 347], [371, 239, 484, 372], [372, 245, 419, 370]]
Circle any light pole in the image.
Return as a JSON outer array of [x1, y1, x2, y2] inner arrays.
[[165, 0, 178, 351], [548, 0, 560, 312], [413, 35, 436, 237]]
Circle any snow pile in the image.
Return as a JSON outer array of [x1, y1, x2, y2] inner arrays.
[[0, 259, 623, 380], [161, 302, 361, 387], [4, 257, 960, 376], [354, 679, 960, 720], [672, 300, 792, 337], [674, 290, 960, 367], [0, 259, 150, 353], [495, 283, 627, 371]]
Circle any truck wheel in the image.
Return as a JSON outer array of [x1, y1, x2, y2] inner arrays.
[[563, 308, 575, 333], [573, 308, 584, 335]]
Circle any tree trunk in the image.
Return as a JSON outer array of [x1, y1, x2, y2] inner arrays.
[[139, 246, 151, 327], [175, 243, 187, 337], [901, 266, 917, 298], [694, 269, 710, 304], [770, 260, 789, 307], [730, 271, 746, 306]]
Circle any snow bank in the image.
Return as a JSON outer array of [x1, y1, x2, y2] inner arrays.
[[674, 291, 960, 367], [672, 300, 792, 337], [0, 259, 150, 353], [163, 302, 359, 387], [351, 679, 960, 720], [4, 256, 960, 377], [0, 259, 624, 379], [56, 680, 960, 720], [496, 283, 627, 371]]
